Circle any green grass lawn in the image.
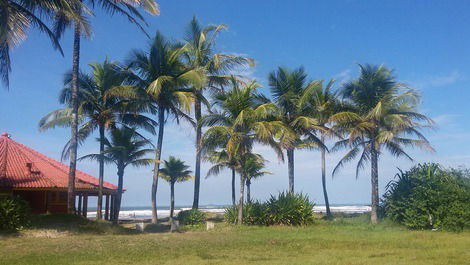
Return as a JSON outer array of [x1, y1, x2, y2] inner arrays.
[[1, 215, 470, 265]]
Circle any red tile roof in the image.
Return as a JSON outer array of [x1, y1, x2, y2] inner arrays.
[[0, 133, 118, 192]]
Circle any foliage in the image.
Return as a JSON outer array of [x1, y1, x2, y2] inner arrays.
[[224, 202, 269, 225], [177, 209, 206, 225], [265, 191, 315, 226], [224, 192, 315, 226], [382, 163, 470, 231], [0, 196, 31, 231], [159, 157, 193, 184]]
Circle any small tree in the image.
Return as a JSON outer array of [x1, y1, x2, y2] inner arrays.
[[159, 156, 193, 221], [238, 153, 271, 203], [80, 126, 154, 223]]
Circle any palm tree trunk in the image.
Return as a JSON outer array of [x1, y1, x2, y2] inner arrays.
[[67, 21, 81, 214], [192, 97, 202, 209], [237, 174, 245, 224], [114, 164, 124, 224], [370, 142, 379, 224], [246, 178, 251, 203], [321, 134, 331, 218], [151, 108, 165, 224], [231, 168, 236, 206], [170, 182, 175, 220], [287, 148, 295, 193], [96, 125, 105, 220]]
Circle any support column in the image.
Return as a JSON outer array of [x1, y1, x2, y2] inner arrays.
[[105, 195, 110, 220], [77, 194, 82, 216], [110, 195, 115, 221], [82, 193, 88, 218]]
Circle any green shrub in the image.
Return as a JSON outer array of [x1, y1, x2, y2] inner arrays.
[[266, 192, 315, 226], [224, 202, 269, 225], [224, 205, 240, 224], [177, 209, 206, 225], [0, 195, 31, 231], [225, 192, 315, 226], [382, 163, 470, 231]]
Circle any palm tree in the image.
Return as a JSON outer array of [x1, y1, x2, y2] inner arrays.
[[299, 79, 342, 218], [268, 67, 325, 193], [54, 0, 159, 214], [80, 126, 154, 223], [0, 0, 80, 87], [204, 150, 238, 205], [159, 156, 193, 221], [181, 16, 254, 209], [201, 77, 290, 224], [39, 58, 156, 219], [332, 64, 434, 224], [126, 31, 203, 224], [238, 153, 270, 203]]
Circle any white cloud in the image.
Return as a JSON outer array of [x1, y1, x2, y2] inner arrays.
[[333, 69, 352, 85], [411, 70, 464, 89]]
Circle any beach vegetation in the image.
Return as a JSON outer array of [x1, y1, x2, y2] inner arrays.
[[159, 157, 193, 221], [177, 209, 206, 225], [181, 17, 254, 210], [80, 126, 154, 223], [331, 64, 434, 224], [382, 163, 470, 231], [224, 191, 314, 226], [0, 195, 31, 231]]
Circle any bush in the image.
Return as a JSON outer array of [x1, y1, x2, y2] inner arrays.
[[224, 192, 315, 226], [224, 202, 269, 225], [382, 163, 470, 231], [177, 209, 206, 225], [266, 192, 315, 226], [0, 195, 31, 231]]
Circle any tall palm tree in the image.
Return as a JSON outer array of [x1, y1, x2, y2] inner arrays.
[[80, 126, 154, 223], [238, 153, 270, 203], [0, 0, 80, 87], [204, 150, 238, 205], [201, 77, 291, 224], [181, 16, 254, 209], [268, 66, 325, 193], [54, 0, 159, 214], [159, 156, 193, 221], [299, 79, 342, 218], [39, 58, 156, 219], [126, 31, 202, 224], [332, 64, 434, 224]]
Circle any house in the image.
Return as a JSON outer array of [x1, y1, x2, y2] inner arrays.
[[0, 132, 119, 219]]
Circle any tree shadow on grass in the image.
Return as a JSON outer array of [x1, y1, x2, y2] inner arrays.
[[28, 214, 136, 235]]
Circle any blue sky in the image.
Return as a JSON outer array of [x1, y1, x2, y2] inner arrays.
[[1, 0, 470, 207]]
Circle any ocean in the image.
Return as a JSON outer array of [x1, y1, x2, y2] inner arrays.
[[87, 204, 371, 221]]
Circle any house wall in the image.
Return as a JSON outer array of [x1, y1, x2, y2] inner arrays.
[[12, 190, 68, 214]]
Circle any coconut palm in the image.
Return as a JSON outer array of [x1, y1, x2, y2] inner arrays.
[[39, 58, 156, 219], [181, 16, 254, 209], [126, 31, 203, 224], [80, 126, 154, 223], [268, 66, 325, 193], [299, 79, 342, 218], [332, 64, 434, 224], [159, 156, 193, 220], [204, 150, 238, 205], [201, 77, 291, 224], [54, 0, 159, 214], [0, 0, 81, 87], [239, 153, 270, 203]]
